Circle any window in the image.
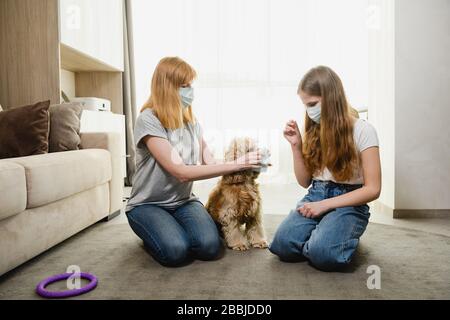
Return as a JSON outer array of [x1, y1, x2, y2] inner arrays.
[[132, 0, 369, 184]]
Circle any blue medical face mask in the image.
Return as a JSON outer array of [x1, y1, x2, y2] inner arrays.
[[179, 87, 194, 109], [306, 102, 321, 124]]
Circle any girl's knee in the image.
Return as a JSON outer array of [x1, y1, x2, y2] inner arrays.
[[269, 233, 304, 262], [304, 238, 359, 271]]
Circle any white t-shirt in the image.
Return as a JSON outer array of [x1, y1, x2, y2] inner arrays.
[[313, 119, 379, 185]]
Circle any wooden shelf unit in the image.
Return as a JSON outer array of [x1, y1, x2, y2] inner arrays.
[[0, 0, 124, 114]]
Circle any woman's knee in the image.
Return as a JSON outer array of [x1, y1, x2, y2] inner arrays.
[[155, 239, 190, 267], [187, 206, 222, 261], [195, 233, 222, 261]]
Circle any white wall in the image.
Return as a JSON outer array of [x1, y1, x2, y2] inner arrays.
[[368, 0, 396, 209], [370, 0, 450, 212], [395, 0, 450, 210]]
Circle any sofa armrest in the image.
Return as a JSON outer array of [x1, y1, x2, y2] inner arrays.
[[80, 132, 123, 214]]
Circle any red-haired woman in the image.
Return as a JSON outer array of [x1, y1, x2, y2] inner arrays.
[[126, 57, 261, 267]]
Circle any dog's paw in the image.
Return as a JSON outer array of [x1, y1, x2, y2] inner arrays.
[[251, 240, 269, 249], [230, 243, 250, 251]]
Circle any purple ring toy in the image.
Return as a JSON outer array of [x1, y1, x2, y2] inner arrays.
[[36, 272, 98, 299]]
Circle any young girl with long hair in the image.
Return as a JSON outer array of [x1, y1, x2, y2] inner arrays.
[[269, 66, 382, 271]]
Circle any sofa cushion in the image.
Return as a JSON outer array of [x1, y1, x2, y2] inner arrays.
[[49, 103, 83, 153], [8, 149, 112, 209], [0, 100, 51, 160], [0, 161, 27, 220]]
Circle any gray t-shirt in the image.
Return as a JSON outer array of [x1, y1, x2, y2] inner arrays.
[[125, 109, 202, 212]]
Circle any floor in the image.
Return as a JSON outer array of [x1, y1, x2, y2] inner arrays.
[[0, 184, 449, 300], [1, 214, 449, 300]]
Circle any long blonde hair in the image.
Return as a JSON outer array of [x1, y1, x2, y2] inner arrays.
[[299, 66, 359, 182], [141, 57, 197, 129]]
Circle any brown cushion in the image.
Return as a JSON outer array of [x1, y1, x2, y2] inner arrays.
[[49, 103, 83, 152], [0, 101, 50, 159]]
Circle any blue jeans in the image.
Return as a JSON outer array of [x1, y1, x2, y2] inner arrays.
[[126, 200, 222, 267], [269, 180, 370, 271]]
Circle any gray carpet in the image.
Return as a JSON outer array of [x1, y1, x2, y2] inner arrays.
[[0, 215, 449, 300]]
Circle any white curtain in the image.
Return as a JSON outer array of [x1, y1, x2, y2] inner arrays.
[[132, 0, 369, 186]]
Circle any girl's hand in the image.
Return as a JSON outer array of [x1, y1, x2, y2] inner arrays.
[[298, 201, 330, 219], [231, 151, 262, 170], [284, 120, 302, 147]]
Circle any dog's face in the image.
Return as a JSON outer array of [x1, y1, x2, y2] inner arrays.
[[224, 137, 257, 162], [223, 137, 260, 183]]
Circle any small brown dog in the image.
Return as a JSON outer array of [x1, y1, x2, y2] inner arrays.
[[206, 138, 268, 251]]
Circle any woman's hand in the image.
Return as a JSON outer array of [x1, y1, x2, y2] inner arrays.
[[229, 151, 262, 170], [298, 201, 331, 219], [284, 120, 302, 147], [144, 136, 262, 183]]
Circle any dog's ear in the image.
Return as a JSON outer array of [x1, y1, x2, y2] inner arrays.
[[224, 139, 238, 162], [224, 137, 257, 163], [222, 172, 246, 184], [244, 137, 256, 153]]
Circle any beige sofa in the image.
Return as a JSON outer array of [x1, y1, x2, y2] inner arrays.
[[0, 132, 123, 276]]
